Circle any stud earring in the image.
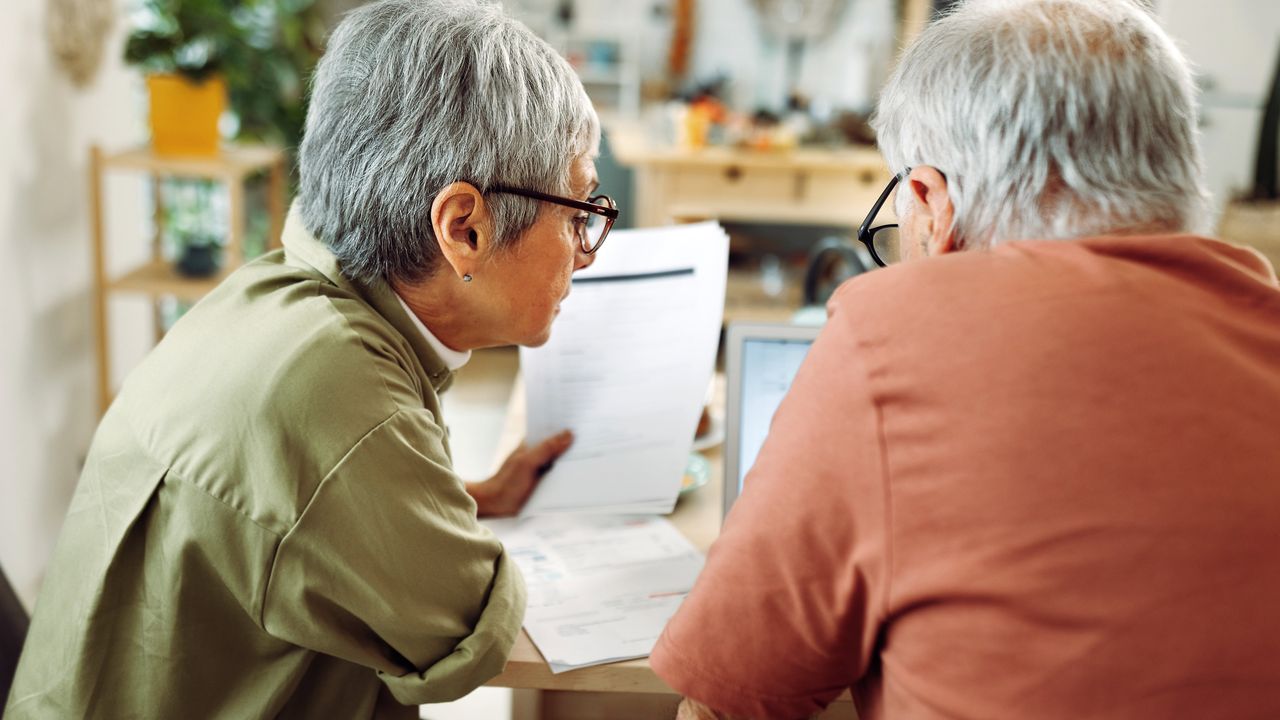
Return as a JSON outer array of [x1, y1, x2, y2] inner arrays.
[[463, 273, 473, 283]]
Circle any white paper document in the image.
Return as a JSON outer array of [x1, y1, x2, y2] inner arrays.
[[486, 515, 705, 672], [519, 222, 729, 515]]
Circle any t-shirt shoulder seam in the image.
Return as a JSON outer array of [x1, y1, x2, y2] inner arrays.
[[871, 367, 895, 619], [837, 305, 895, 622]]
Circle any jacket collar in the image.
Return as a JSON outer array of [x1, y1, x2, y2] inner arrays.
[[282, 204, 455, 393]]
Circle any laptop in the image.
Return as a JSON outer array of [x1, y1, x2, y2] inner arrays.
[[722, 322, 821, 519]]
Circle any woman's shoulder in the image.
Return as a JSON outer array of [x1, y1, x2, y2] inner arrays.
[[197, 255, 428, 409], [114, 259, 434, 508]]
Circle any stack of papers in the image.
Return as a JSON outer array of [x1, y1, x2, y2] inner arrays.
[[519, 222, 729, 515], [486, 515, 705, 673]]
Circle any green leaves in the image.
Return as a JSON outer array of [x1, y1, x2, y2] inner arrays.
[[123, 30, 180, 69]]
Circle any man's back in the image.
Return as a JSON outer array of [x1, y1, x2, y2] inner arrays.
[[653, 235, 1280, 719]]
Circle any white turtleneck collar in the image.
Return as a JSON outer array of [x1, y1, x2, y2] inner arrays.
[[393, 293, 472, 372]]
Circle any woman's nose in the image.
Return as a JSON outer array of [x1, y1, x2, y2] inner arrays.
[[574, 247, 596, 272]]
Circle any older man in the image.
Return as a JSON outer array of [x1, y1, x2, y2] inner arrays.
[[652, 1, 1280, 719], [6, 1, 613, 718]]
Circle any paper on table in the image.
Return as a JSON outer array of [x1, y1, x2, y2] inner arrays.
[[486, 515, 705, 672], [519, 223, 729, 516]]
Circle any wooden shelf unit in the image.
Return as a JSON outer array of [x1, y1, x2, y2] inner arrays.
[[89, 143, 287, 415], [106, 259, 236, 302]]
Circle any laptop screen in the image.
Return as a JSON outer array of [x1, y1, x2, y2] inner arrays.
[[734, 336, 815, 498]]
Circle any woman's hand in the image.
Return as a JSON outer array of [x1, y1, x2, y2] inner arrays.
[[466, 431, 574, 517]]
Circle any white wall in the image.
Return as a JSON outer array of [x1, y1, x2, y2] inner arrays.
[[521, 0, 896, 113], [0, 0, 151, 609], [689, 0, 895, 113], [1159, 0, 1280, 216]]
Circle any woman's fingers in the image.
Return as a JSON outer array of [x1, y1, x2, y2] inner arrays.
[[526, 430, 574, 474]]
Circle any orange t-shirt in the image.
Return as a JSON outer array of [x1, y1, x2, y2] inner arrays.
[[651, 235, 1280, 719]]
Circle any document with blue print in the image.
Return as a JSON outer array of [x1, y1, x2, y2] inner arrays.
[[485, 514, 705, 672], [519, 222, 729, 516]]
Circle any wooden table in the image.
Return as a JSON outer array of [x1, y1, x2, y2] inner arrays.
[[480, 379, 856, 720]]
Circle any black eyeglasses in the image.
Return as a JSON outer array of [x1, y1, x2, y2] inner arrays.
[[489, 186, 619, 254], [857, 170, 906, 267]]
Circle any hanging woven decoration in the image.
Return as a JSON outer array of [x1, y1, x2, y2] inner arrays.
[[46, 0, 117, 88]]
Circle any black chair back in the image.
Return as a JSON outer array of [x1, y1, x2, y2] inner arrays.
[[0, 564, 29, 710]]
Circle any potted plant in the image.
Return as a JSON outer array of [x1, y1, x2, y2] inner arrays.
[[123, 0, 325, 281], [124, 0, 233, 156], [165, 179, 224, 278], [123, 0, 326, 158]]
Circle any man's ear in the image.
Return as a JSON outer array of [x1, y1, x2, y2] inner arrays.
[[906, 166, 959, 255], [431, 182, 491, 280]]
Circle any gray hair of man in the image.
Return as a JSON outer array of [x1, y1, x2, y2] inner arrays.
[[299, 0, 600, 285], [873, 0, 1211, 248]]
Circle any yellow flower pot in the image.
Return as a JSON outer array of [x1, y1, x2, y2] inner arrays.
[[146, 73, 226, 157]]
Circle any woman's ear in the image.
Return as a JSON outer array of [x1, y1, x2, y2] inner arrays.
[[431, 182, 491, 280], [906, 166, 959, 255]]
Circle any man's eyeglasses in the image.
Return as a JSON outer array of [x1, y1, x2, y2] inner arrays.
[[489, 186, 619, 254], [857, 171, 906, 267]]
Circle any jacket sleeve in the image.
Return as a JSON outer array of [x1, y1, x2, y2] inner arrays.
[[261, 408, 525, 705], [650, 290, 890, 719]]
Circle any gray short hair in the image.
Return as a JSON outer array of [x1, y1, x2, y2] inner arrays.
[[873, 0, 1211, 247], [299, 0, 600, 285]]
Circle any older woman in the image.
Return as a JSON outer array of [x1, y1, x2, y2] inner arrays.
[[5, 1, 613, 718]]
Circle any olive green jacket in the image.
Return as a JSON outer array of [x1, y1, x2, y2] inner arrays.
[[5, 209, 525, 719]]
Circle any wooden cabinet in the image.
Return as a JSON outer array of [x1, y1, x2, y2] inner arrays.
[[88, 144, 287, 415], [619, 143, 891, 229]]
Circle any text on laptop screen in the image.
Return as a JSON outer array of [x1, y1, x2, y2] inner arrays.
[[736, 337, 814, 495]]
